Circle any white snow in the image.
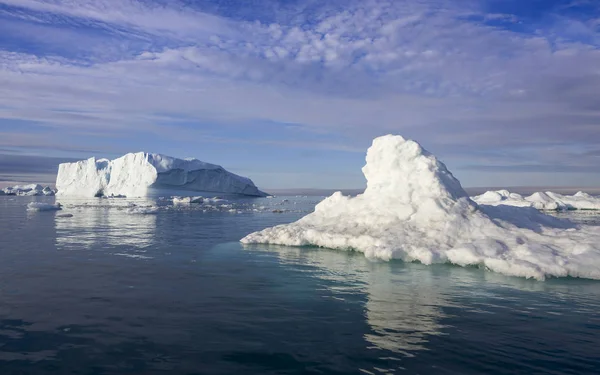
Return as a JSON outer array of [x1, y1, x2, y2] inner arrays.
[[472, 190, 600, 211], [172, 196, 204, 205], [56, 152, 266, 198], [27, 202, 62, 211], [2, 184, 55, 196], [242, 135, 600, 280]]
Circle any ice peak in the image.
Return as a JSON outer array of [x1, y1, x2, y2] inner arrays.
[[362, 135, 469, 203]]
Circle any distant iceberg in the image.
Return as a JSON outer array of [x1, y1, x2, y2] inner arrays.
[[242, 135, 600, 280], [472, 190, 600, 211], [56, 152, 266, 198], [2, 184, 55, 196]]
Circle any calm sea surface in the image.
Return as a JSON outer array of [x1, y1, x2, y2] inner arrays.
[[1, 195, 600, 374]]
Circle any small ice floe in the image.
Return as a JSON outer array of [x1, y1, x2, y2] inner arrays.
[[126, 206, 159, 214], [172, 196, 204, 205], [27, 202, 62, 212]]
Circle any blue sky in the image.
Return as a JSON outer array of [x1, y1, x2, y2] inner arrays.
[[1, 0, 599, 189]]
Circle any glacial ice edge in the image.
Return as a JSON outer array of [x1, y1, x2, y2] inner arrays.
[[241, 134, 600, 281]]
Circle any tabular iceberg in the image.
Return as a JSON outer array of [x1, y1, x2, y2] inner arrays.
[[56, 152, 266, 198], [242, 135, 600, 280], [472, 190, 600, 211]]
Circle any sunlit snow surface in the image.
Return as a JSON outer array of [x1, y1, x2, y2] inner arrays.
[[56, 152, 266, 198], [242, 135, 600, 280], [472, 190, 600, 211]]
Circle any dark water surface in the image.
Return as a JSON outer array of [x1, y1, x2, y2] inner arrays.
[[1, 196, 600, 374]]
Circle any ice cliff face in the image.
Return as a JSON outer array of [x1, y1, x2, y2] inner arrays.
[[242, 135, 600, 280], [56, 152, 266, 197]]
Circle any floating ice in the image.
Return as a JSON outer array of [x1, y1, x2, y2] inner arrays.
[[3, 184, 55, 196], [472, 190, 600, 211], [242, 135, 600, 280], [126, 206, 159, 215], [27, 202, 62, 211], [56, 152, 266, 198], [172, 196, 204, 205], [114, 253, 153, 259]]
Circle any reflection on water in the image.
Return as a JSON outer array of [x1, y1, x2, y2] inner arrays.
[[55, 198, 158, 252], [242, 243, 600, 364], [243, 244, 452, 356]]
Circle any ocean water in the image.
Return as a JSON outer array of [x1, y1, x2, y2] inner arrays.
[[1, 195, 600, 374]]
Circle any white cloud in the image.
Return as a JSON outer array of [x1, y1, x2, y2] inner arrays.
[[1, 0, 600, 186], [0, 0, 237, 38]]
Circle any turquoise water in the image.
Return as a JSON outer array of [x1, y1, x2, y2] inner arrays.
[[1, 196, 599, 374]]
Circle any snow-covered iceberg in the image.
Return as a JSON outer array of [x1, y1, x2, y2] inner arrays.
[[242, 135, 600, 280], [2, 184, 55, 196], [472, 190, 600, 211], [56, 152, 266, 198]]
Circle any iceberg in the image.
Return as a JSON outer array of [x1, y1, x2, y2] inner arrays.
[[56, 152, 266, 198], [2, 184, 55, 196], [472, 190, 600, 211], [242, 135, 600, 280]]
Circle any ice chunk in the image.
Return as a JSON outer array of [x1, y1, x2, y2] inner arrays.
[[126, 206, 159, 215], [3, 184, 55, 196], [242, 135, 600, 280], [472, 190, 600, 210], [27, 202, 62, 211], [42, 186, 56, 196], [173, 196, 192, 205], [172, 196, 204, 205], [56, 152, 266, 198]]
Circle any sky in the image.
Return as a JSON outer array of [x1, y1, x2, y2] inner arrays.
[[0, 0, 599, 189]]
